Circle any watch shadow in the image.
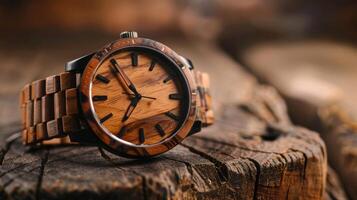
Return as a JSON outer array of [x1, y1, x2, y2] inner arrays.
[[21, 141, 165, 169]]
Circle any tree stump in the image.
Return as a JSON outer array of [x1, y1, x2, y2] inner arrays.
[[0, 37, 327, 199], [242, 41, 356, 199], [324, 167, 348, 200]]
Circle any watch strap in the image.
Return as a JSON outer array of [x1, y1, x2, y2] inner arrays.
[[20, 72, 81, 145], [194, 71, 214, 127]]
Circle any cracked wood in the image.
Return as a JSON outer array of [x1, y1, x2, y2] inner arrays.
[[243, 41, 356, 199]]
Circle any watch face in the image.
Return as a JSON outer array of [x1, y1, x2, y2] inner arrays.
[[89, 47, 190, 147]]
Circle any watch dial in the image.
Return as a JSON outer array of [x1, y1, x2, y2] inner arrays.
[[90, 48, 189, 146]]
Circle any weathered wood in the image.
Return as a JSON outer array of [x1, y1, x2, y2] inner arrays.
[[242, 41, 356, 199], [323, 167, 347, 200], [0, 37, 327, 199]]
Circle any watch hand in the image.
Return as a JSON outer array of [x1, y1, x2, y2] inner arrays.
[[136, 95, 156, 100], [122, 92, 156, 100], [110, 59, 140, 96], [122, 95, 141, 122]]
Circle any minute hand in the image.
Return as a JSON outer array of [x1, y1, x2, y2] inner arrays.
[[110, 59, 140, 96]]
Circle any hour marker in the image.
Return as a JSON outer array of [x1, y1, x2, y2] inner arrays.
[[163, 76, 171, 83], [110, 59, 120, 73], [118, 127, 126, 138], [169, 93, 181, 100], [165, 112, 179, 121], [139, 128, 145, 144], [100, 113, 113, 123], [149, 60, 156, 71], [92, 95, 107, 101], [155, 124, 165, 137], [131, 52, 138, 66], [95, 74, 110, 84]]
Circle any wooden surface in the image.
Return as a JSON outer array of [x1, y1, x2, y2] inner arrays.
[[242, 40, 357, 199], [0, 37, 328, 199], [324, 167, 348, 200]]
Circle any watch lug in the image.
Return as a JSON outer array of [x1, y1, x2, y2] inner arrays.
[[188, 120, 202, 136], [65, 52, 95, 73], [179, 56, 194, 70], [185, 57, 194, 70]]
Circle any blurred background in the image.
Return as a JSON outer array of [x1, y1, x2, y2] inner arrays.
[[1, 0, 357, 199], [2, 0, 356, 125], [1, 0, 357, 48]]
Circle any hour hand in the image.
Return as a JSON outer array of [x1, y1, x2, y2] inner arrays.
[[110, 59, 140, 96], [122, 95, 141, 122]]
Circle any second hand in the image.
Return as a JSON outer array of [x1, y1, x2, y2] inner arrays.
[[122, 92, 156, 100]]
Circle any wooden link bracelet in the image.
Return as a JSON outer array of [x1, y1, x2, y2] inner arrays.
[[194, 71, 214, 127], [20, 72, 81, 145]]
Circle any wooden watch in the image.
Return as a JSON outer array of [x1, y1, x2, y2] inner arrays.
[[19, 31, 214, 158]]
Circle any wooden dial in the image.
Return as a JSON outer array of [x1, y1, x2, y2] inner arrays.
[[91, 49, 187, 146]]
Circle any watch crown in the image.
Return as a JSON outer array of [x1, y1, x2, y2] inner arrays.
[[120, 31, 138, 38]]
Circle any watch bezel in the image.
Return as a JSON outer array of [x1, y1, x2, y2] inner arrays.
[[80, 37, 197, 158]]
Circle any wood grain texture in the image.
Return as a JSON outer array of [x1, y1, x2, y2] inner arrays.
[[19, 71, 81, 145], [31, 79, 45, 100], [45, 75, 60, 95], [242, 41, 357, 199], [54, 91, 66, 119], [323, 167, 348, 200], [41, 95, 54, 122], [0, 37, 327, 199], [195, 71, 214, 126]]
